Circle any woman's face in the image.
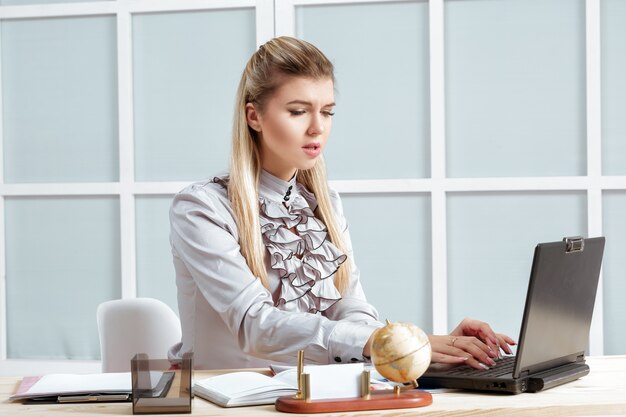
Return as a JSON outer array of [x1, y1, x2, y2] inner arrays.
[[246, 76, 335, 181]]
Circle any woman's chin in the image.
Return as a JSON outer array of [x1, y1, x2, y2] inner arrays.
[[296, 158, 320, 171]]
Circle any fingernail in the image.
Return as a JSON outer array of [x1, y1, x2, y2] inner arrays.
[[487, 358, 496, 366], [479, 363, 490, 370]]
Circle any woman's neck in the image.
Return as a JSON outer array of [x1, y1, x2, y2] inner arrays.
[[261, 165, 297, 182]]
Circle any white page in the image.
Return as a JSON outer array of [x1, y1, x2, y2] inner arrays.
[[303, 363, 363, 400], [272, 368, 298, 387]]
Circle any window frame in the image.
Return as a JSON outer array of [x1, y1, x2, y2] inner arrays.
[[2, 0, 625, 375]]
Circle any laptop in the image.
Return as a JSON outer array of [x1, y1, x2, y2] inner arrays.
[[418, 236, 605, 394]]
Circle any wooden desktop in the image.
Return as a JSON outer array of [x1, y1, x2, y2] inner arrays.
[[1, 356, 625, 416]]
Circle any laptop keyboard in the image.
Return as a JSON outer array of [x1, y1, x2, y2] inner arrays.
[[446, 355, 516, 377]]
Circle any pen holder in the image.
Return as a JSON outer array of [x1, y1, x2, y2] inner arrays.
[[276, 351, 432, 414], [131, 352, 193, 414]]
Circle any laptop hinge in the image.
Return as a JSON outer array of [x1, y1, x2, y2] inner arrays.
[[563, 236, 584, 253], [520, 370, 530, 378]]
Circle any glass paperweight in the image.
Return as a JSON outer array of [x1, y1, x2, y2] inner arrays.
[[131, 352, 193, 414]]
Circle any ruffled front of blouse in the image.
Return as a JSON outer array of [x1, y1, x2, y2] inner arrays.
[[260, 190, 346, 313]]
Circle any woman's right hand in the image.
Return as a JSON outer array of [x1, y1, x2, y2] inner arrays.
[[428, 334, 496, 369]]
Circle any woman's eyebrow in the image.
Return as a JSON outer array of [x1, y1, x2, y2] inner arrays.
[[286, 99, 336, 107]]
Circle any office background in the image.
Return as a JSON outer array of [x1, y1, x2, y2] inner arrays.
[[0, 0, 624, 375]]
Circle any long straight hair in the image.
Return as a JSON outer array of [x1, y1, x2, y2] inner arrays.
[[229, 36, 350, 293]]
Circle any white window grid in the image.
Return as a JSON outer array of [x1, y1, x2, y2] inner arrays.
[[0, 0, 624, 375]]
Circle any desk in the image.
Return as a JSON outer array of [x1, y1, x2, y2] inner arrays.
[[1, 356, 625, 416]]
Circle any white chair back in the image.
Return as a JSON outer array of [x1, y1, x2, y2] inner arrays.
[[97, 298, 181, 372]]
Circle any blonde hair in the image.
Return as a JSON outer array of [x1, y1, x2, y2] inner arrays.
[[229, 36, 350, 294]]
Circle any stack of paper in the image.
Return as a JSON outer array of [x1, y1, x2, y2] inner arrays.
[[10, 371, 173, 403]]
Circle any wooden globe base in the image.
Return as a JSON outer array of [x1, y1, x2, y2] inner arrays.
[[275, 390, 432, 414]]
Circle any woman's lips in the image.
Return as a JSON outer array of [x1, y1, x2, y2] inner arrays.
[[302, 143, 321, 157]]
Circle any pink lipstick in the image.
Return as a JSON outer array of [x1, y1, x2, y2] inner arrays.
[[302, 142, 321, 157]]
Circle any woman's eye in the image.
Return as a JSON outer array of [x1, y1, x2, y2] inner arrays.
[[289, 110, 306, 116], [322, 111, 335, 117]]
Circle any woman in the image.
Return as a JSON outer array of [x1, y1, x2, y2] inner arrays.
[[168, 36, 515, 370]]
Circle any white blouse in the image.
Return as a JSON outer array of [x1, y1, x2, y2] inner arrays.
[[168, 170, 383, 369]]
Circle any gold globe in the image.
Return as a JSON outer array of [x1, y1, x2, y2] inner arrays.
[[371, 320, 432, 383]]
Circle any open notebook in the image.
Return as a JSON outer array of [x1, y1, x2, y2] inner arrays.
[[419, 236, 605, 394]]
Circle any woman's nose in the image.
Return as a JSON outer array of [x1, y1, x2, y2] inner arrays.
[[307, 115, 324, 136]]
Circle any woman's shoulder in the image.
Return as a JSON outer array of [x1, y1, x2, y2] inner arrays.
[[327, 186, 341, 203], [177, 175, 229, 199], [325, 186, 344, 214], [171, 174, 233, 218], [170, 175, 240, 239]]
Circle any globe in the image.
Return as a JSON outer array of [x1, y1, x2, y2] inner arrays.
[[371, 320, 432, 384]]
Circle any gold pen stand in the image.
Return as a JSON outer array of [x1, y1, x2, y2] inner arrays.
[[131, 352, 193, 414]]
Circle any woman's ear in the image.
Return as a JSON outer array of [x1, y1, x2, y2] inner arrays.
[[245, 103, 262, 132]]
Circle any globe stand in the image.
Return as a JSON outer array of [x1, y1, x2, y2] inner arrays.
[[275, 352, 432, 414], [393, 379, 419, 395]]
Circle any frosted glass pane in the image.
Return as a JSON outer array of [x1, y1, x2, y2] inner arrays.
[[297, 2, 430, 180], [133, 9, 256, 181], [341, 194, 432, 331], [602, 192, 626, 354], [446, 0, 586, 177], [601, 0, 626, 175], [2, 17, 118, 183], [5, 197, 121, 360], [136, 196, 178, 315], [448, 192, 586, 340]]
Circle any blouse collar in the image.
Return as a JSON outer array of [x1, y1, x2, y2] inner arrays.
[[259, 170, 299, 203]]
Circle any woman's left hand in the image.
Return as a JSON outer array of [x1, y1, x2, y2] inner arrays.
[[429, 318, 516, 370], [450, 317, 516, 357]]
